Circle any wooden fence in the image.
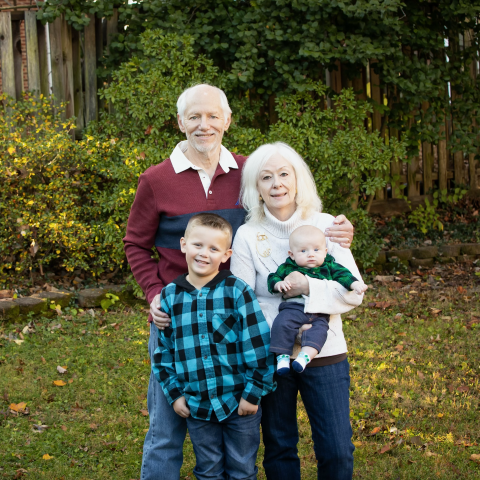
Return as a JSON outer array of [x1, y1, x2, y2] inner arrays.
[[0, 6, 118, 131], [0, 6, 478, 214]]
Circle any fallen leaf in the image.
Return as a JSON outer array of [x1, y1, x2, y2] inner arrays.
[[425, 451, 440, 457], [61, 425, 67, 431], [369, 426, 381, 436], [409, 290, 418, 295], [353, 441, 362, 447], [10, 402, 27, 412], [457, 385, 470, 393], [394, 344, 404, 351], [145, 125, 153, 135], [437, 413, 444, 418], [398, 332, 407, 336], [14, 339, 24, 345], [41, 357, 46, 364], [89, 423, 98, 430], [90, 389, 96, 394], [42, 454, 53, 460], [430, 308, 442, 315], [378, 443, 393, 454], [53, 380, 66, 387], [470, 454, 480, 462], [68, 379, 74, 384], [139, 409, 149, 417], [57, 366, 67, 374], [417, 371, 425, 380], [0, 289, 13, 298]]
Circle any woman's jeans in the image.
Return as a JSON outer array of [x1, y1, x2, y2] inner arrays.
[[186, 407, 262, 480], [261, 358, 354, 480], [141, 322, 187, 480]]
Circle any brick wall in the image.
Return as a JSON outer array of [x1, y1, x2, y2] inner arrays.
[[0, 0, 39, 94]]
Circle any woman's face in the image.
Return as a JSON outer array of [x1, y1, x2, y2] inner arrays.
[[257, 155, 297, 220]]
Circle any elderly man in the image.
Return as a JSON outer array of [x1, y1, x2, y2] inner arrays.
[[123, 84, 354, 480]]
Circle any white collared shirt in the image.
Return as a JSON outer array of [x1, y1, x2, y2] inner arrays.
[[170, 141, 239, 197]]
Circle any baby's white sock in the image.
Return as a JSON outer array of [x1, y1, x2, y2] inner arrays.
[[292, 351, 311, 373], [276, 354, 290, 376]]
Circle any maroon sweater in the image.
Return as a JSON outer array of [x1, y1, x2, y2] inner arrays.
[[123, 154, 247, 304]]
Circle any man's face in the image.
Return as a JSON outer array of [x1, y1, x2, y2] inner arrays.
[[177, 87, 231, 154], [180, 225, 232, 279]]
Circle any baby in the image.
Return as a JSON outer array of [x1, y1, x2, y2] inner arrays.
[[267, 225, 367, 374]]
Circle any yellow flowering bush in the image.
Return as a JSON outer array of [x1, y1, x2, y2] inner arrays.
[[0, 94, 117, 282]]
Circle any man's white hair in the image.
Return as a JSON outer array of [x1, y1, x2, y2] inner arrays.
[[240, 142, 322, 224], [177, 84, 232, 123]]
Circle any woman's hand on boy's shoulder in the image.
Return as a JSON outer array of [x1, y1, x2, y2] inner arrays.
[[150, 293, 171, 330]]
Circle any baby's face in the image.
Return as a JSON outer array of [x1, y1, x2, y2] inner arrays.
[[289, 237, 328, 268]]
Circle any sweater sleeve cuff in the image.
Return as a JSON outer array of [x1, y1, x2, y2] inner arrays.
[[241, 385, 262, 405]]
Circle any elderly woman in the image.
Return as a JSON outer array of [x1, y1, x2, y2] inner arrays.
[[230, 142, 363, 480]]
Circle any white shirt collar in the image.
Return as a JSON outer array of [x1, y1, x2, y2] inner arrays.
[[170, 140, 238, 174]]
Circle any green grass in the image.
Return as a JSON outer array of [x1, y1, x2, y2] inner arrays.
[[1, 277, 479, 479]]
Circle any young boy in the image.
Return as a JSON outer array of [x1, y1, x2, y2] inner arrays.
[[267, 225, 367, 375], [153, 213, 275, 480]]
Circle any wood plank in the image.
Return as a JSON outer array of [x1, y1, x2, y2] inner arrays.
[[95, 16, 105, 112], [37, 20, 49, 96], [84, 14, 98, 123], [453, 151, 464, 186], [469, 153, 477, 190], [0, 12, 16, 98], [407, 155, 420, 197], [422, 141, 433, 193], [106, 8, 118, 54], [438, 119, 448, 191], [370, 60, 385, 200], [49, 16, 65, 113], [12, 20, 23, 99], [24, 11, 41, 95], [61, 18, 74, 120], [72, 27, 84, 130]]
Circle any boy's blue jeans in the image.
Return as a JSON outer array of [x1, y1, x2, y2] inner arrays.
[[186, 407, 262, 480], [141, 322, 187, 480]]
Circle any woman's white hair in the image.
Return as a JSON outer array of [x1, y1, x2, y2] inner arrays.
[[177, 84, 232, 124], [241, 142, 322, 224]]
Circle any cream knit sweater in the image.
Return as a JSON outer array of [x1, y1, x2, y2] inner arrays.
[[230, 206, 364, 359]]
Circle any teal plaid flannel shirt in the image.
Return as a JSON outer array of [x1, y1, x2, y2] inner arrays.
[[267, 254, 358, 295]]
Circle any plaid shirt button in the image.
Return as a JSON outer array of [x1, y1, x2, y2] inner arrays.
[[199, 293, 203, 297], [199, 313, 203, 317]]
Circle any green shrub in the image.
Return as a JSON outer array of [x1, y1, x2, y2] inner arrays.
[[1, 30, 406, 283], [0, 95, 109, 282]]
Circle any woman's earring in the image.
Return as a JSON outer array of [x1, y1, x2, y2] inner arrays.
[[259, 195, 263, 202]]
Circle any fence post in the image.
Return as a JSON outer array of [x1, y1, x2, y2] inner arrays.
[[61, 18, 74, 120], [24, 11, 41, 95], [72, 27, 84, 131], [0, 12, 16, 99], [84, 14, 98, 123], [370, 60, 386, 200], [37, 20, 49, 97], [11, 20, 23, 99], [438, 118, 448, 191], [49, 16, 65, 114]]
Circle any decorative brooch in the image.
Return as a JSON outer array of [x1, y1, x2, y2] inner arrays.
[[256, 232, 271, 258]]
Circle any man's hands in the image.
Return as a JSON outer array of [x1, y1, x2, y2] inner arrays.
[[238, 397, 258, 416], [281, 271, 310, 298], [150, 294, 171, 329], [275, 280, 291, 293], [173, 396, 190, 418], [325, 215, 354, 249], [351, 281, 368, 295]]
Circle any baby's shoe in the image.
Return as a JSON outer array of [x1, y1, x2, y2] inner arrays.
[[276, 354, 291, 376], [292, 351, 311, 373]]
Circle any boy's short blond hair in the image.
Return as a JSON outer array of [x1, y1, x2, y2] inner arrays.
[[185, 213, 233, 246]]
